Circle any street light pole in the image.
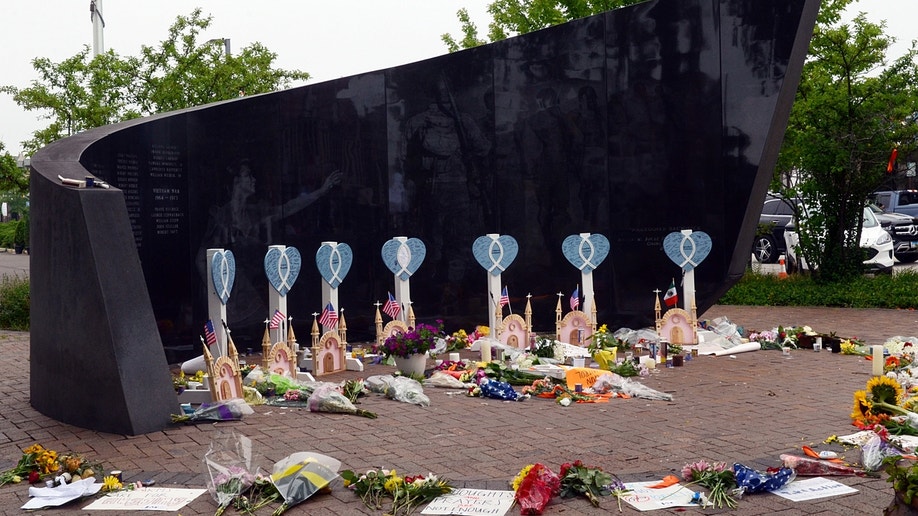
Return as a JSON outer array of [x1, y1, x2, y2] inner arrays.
[[206, 38, 231, 57], [90, 0, 105, 56]]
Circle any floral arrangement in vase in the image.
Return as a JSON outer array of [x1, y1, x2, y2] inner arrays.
[[377, 321, 444, 359]]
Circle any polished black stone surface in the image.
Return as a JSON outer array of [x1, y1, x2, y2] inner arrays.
[[29, 0, 820, 432]]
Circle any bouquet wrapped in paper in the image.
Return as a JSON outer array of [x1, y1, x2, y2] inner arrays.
[[270, 452, 341, 515], [513, 463, 560, 515]]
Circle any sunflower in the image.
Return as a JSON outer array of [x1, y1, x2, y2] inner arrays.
[[851, 390, 873, 423], [867, 375, 905, 406]]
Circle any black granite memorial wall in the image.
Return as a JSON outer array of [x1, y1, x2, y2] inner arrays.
[[30, 0, 820, 433]]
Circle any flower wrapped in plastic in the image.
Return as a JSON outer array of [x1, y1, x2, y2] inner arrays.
[[270, 452, 341, 515], [512, 463, 560, 515], [203, 432, 260, 516], [307, 384, 377, 418], [172, 398, 254, 423]]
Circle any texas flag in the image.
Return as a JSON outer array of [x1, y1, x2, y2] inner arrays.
[[664, 280, 679, 308]]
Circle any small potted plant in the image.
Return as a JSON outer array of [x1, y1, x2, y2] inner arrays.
[[668, 343, 685, 366], [586, 324, 629, 370], [375, 321, 444, 376]]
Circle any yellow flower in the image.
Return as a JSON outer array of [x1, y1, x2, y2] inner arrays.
[[851, 390, 873, 423], [867, 375, 905, 405], [511, 465, 533, 491], [23, 444, 45, 455], [384, 475, 403, 493], [102, 475, 123, 492], [598, 324, 608, 333]]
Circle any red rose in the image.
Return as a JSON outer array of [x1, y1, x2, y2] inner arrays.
[[28, 471, 40, 484]]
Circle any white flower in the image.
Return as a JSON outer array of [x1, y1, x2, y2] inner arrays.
[[559, 397, 572, 407]]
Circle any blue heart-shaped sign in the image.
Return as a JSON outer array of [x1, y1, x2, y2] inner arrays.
[[562, 233, 610, 274], [472, 234, 519, 276], [210, 249, 236, 305], [381, 238, 426, 281], [315, 242, 353, 288], [663, 231, 712, 272], [264, 247, 301, 296]]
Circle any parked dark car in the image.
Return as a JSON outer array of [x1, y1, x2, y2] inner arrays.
[[869, 203, 918, 263], [754, 193, 795, 263]]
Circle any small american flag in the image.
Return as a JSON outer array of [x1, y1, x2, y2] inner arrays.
[[319, 303, 338, 328], [269, 309, 285, 329], [204, 320, 217, 347], [383, 292, 401, 320], [499, 286, 509, 308], [570, 287, 580, 311]]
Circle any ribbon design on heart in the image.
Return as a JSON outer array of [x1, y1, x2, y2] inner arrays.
[[211, 250, 235, 305], [272, 251, 295, 295], [674, 233, 702, 270], [575, 238, 600, 272], [323, 246, 346, 287], [485, 239, 508, 274]]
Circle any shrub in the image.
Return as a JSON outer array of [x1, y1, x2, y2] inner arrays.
[[0, 274, 29, 330], [0, 222, 15, 248], [719, 269, 918, 309]]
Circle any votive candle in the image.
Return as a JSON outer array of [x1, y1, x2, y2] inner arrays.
[[481, 341, 492, 362], [872, 345, 884, 376]]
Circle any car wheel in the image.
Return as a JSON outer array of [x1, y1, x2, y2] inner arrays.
[[895, 252, 918, 264], [752, 235, 779, 263]]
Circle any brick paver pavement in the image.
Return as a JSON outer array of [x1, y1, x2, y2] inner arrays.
[[2, 304, 917, 515]]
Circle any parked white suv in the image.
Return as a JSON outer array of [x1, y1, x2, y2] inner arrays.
[[783, 205, 894, 274]]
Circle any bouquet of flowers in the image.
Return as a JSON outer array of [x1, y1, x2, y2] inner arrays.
[[747, 329, 780, 350], [586, 324, 628, 354], [681, 460, 738, 509], [307, 384, 377, 418], [270, 452, 341, 515], [203, 432, 260, 516], [0, 444, 61, 486], [558, 460, 613, 506], [512, 463, 560, 515], [171, 398, 254, 423], [377, 322, 444, 359], [341, 467, 454, 515], [445, 329, 470, 352]]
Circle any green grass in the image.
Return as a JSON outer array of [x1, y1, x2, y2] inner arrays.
[[0, 274, 29, 330], [719, 269, 918, 309]]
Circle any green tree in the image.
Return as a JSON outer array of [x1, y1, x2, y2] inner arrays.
[[442, 0, 643, 51], [775, 0, 918, 282], [2, 9, 309, 153], [0, 142, 28, 194]]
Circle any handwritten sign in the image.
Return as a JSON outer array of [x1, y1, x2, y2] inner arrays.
[[771, 477, 858, 502], [81, 487, 207, 511], [421, 488, 515, 515], [565, 367, 605, 390], [621, 481, 697, 512]]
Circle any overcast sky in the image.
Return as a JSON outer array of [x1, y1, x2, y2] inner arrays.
[[1, 0, 915, 155]]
